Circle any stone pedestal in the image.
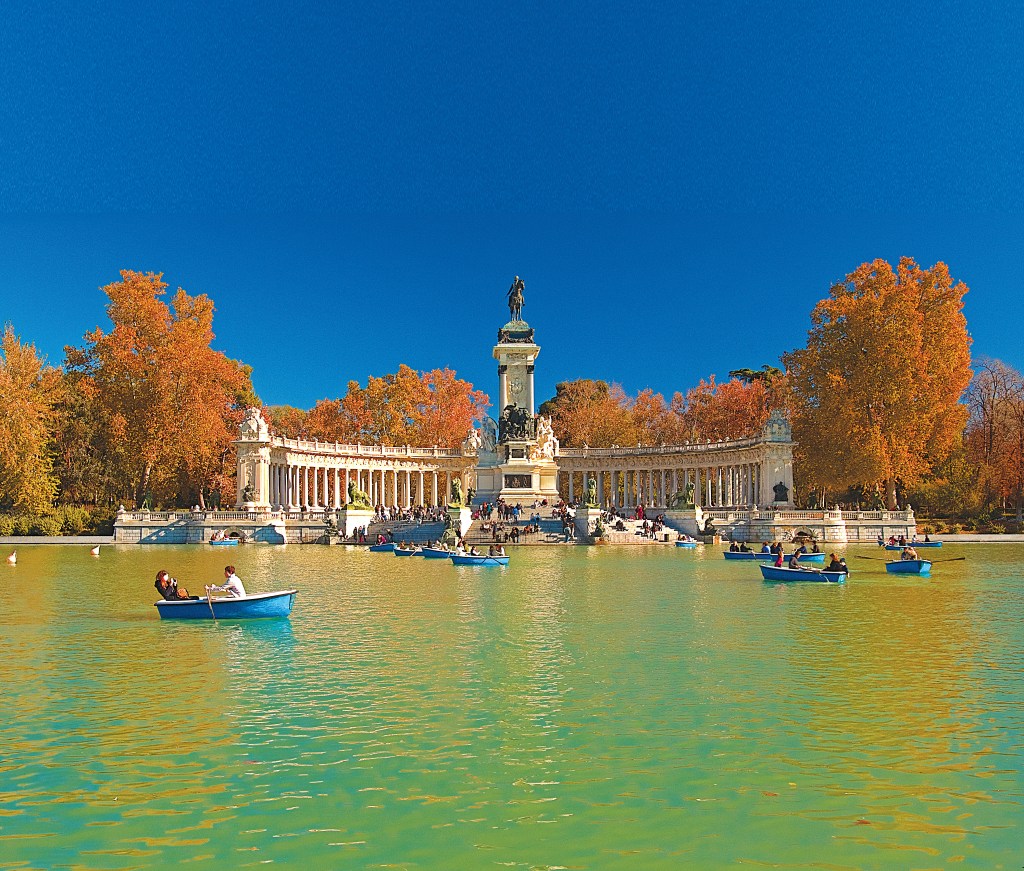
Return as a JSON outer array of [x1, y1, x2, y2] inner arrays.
[[339, 507, 374, 538], [448, 505, 473, 537], [573, 506, 603, 542], [661, 507, 702, 537]]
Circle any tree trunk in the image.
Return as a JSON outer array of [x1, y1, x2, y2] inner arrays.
[[136, 462, 152, 509], [885, 478, 898, 510]]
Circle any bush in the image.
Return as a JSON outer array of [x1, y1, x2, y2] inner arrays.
[[987, 521, 1005, 535], [54, 505, 92, 535], [28, 515, 63, 536], [0, 514, 14, 536]]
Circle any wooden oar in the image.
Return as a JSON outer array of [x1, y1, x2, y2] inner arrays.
[[853, 555, 888, 561], [928, 556, 967, 564], [205, 585, 217, 620]]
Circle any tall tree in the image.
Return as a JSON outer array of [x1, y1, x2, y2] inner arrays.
[[64, 271, 256, 507], [674, 375, 772, 442], [0, 325, 61, 511], [783, 258, 972, 509], [539, 380, 636, 447], [965, 358, 1024, 519]]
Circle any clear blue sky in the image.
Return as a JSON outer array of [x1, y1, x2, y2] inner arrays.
[[2, 3, 1022, 412]]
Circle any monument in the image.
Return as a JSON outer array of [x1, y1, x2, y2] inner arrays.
[[474, 276, 561, 504]]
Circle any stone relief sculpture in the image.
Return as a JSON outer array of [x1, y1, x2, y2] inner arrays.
[[529, 415, 559, 461], [240, 406, 269, 440], [507, 275, 525, 321]]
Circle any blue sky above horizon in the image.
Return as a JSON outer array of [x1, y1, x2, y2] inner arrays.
[[2, 2, 1022, 413]]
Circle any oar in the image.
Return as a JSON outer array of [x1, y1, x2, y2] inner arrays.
[[929, 556, 967, 564], [205, 585, 217, 621], [853, 555, 888, 561]]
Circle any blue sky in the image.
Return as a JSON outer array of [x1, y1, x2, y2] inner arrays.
[[2, 2, 1022, 412]]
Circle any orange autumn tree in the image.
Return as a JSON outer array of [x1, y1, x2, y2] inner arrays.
[[65, 270, 257, 507], [674, 375, 774, 442], [0, 325, 62, 511], [539, 380, 636, 447], [783, 258, 971, 509], [965, 358, 1024, 519], [301, 365, 488, 448]]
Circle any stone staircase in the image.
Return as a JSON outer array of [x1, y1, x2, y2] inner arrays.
[[461, 515, 569, 546], [362, 519, 447, 545]]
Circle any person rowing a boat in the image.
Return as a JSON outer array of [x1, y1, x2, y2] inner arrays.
[[206, 565, 247, 598], [826, 553, 845, 572]]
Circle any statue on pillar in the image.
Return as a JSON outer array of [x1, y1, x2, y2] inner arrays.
[[507, 275, 525, 321]]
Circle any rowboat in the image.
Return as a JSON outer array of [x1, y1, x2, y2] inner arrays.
[[450, 554, 510, 566], [884, 542, 942, 550], [723, 551, 824, 563], [155, 590, 297, 620], [675, 540, 699, 548], [394, 546, 422, 556], [421, 546, 454, 559], [760, 564, 847, 583], [369, 542, 395, 552], [885, 559, 931, 575], [209, 538, 239, 546]]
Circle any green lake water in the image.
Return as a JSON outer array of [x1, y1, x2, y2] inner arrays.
[[1, 543, 1021, 870]]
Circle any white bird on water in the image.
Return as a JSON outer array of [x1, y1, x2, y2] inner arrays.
[[6, 551, 15, 565], [90, 545, 101, 556]]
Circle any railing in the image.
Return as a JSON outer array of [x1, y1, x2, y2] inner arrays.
[[556, 436, 762, 458], [272, 436, 465, 459]]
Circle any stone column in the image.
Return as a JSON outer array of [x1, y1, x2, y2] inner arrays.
[[568, 473, 575, 503]]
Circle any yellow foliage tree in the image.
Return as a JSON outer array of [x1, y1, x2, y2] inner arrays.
[[783, 258, 972, 509], [0, 325, 61, 511]]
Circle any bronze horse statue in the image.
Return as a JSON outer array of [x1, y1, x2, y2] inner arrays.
[[507, 275, 525, 321]]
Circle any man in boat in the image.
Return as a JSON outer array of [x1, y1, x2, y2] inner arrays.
[[788, 552, 805, 570], [207, 565, 246, 598], [901, 545, 918, 561]]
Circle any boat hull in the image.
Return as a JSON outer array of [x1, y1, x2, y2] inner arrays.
[[675, 541, 699, 548], [760, 565, 847, 583], [393, 548, 422, 557], [421, 547, 453, 559], [155, 590, 297, 620], [724, 551, 824, 562], [209, 539, 239, 546], [369, 542, 395, 552], [885, 542, 942, 550], [450, 554, 509, 566], [885, 559, 932, 574]]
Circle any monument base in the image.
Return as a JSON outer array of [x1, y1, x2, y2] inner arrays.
[[573, 506, 603, 542], [448, 505, 473, 537], [339, 507, 374, 538], [495, 455, 560, 505]]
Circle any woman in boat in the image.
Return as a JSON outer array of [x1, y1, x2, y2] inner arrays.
[[155, 570, 198, 600], [774, 550, 784, 568], [825, 553, 845, 572]]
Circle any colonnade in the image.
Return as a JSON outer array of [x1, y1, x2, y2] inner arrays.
[[557, 462, 764, 509], [266, 462, 467, 510]]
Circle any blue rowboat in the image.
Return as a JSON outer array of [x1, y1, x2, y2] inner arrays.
[[155, 590, 297, 620], [209, 538, 239, 546], [885, 559, 931, 575], [723, 551, 777, 560], [369, 542, 395, 552], [675, 540, 699, 548], [885, 542, 942, 550], [421, 546, 454, 559], [394, 546, 421, 557], [450, 554, 510, 566], [788, 552, 825, 564], [760, 564, 847, 583]]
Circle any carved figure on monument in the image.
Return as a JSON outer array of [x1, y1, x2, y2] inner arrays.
[[583, 476, 598, 507], [480, 417, 498, 453], [499, 403, 530, 441], [240, 406, 269, 440], [242, 482, 255, 504], [463, 426, 483, 453], [773, 481, 789, 503], [667, 485, 696, 509], [347, 481, 372, 509], [529, 415, 559, 461], [507, 275, 525, 321], [450, 478, 463, 507]]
